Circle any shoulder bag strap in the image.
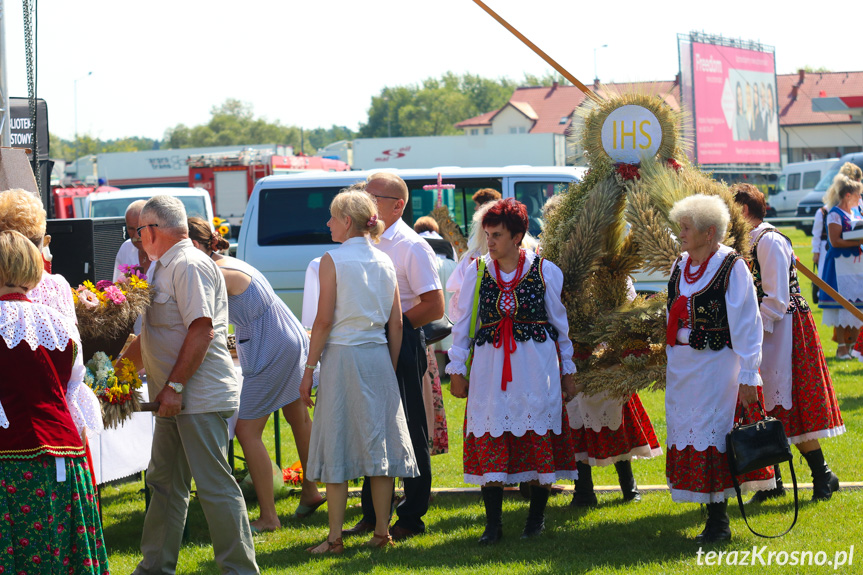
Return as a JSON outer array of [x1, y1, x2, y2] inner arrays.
[[731, 461, 799, 538]]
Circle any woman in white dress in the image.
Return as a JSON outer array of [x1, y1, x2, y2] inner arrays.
[[665, 194, 774, 543], [300, 188, 418, 553]]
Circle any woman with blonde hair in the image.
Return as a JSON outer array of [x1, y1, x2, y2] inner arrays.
[[665, 194, 774, 543], [817, 177, 863, 358], [187, 217, 324, 532], [300, 187, 417, 553], [0, 230, 110, 574]]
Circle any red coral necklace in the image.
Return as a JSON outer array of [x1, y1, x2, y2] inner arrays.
[[683, 251, 716, 284], [494, 249, 526, 293]]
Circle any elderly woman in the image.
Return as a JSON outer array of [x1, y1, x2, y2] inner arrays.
[[665, 194, 774, 543], [300, 188, 418, 553], [0, 230, 110, 574], [0, 189, 103, 438], [187, 217, 324, 532], [447, 198, 578, 545], [817, 177, 863, 358], [734, 185, 844, 502]]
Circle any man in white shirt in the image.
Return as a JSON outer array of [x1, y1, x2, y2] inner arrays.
[[113, 200, 149, 281], [343, 173, 444, 541]]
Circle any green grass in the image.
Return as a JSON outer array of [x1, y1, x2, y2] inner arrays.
[[102, 227, 863, 574]]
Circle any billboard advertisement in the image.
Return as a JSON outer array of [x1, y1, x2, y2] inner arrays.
[[684, 39, 780, 165]]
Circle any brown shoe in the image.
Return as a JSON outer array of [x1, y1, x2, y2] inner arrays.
[[342, 519, 375, 537], [390, 525, 423, 541]]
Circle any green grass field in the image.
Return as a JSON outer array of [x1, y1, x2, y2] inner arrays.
[[101, 227, 863, 574]]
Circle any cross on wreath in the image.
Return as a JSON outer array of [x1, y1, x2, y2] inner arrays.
[[423, 173, 455, 208]]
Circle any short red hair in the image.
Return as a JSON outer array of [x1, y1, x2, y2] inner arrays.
[[482, 198, 528, 240]]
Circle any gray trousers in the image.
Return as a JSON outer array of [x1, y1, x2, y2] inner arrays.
[[134, 411, 259, 575]]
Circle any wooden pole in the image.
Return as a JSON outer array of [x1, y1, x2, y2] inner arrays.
[[471, 0, 602, 103], [796, 258, 863, 324]]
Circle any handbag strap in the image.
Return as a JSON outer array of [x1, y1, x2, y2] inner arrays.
[[468, 258, 486, 340], [731, 461, 799, 538]]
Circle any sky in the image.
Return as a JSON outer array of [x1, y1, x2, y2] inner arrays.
[[4, 0, 861, 143]]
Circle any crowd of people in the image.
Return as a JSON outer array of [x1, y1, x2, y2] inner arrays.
[[0, 169, 850, 572]]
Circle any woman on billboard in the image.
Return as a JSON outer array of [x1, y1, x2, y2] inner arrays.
[[734, 82, 751, 141]]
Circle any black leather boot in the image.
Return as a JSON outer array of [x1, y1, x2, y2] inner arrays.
[[803, 449, 840, 501], [521, 485, 549, 538], [571, 461, 597, 507], [747, 464, 786, 504], [694, 501, 732, 543], [479, 486, 504, 545], [614, 460, 641, 502]]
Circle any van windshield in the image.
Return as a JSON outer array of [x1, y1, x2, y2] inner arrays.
[[91, 196, 208, 220], [814, 163, 843, 192]]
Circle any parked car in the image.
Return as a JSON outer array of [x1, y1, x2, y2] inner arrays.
[[768, 159, 839, 216], [795, 152, 863, 234]]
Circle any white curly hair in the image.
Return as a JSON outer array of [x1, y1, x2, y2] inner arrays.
[[669, 194, 730, 242]]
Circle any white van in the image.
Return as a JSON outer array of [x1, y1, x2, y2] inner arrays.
[[768, 159, 840, 216], [238, 167, 585, 316], [84, 187, 215, 223]]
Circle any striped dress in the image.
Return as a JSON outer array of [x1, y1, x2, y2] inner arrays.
[[220, 257, 310, 419]]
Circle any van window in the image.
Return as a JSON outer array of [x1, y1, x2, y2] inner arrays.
[[258, 186, 342, 246], [405, 177, 501, 234], [814, 159, 863, 192], [91, 196, 207, 220], [786, 173, 801, 191], [514, 182, 570, 236], [802, 171, 821, 189]]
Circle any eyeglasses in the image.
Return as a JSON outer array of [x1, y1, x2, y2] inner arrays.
[[370, 194, 401, 202], [136, 223, 159, 235]]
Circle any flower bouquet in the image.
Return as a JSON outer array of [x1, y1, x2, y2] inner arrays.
[[72, 267, 153, 362], [84, 352, 144, 429]]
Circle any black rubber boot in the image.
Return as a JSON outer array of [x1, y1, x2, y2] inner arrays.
[[571, 462, 597, 507], [479, 486, 504, 545], [694, 501, 732, 543], [803, 449, 840, 501], [614, 460, 641, 502], [747, 464, 786, 504], [521, 485, 549, 538]]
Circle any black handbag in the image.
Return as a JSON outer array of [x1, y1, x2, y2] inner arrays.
[[422, 314, 454, 345], [726, 400, 798, 538]]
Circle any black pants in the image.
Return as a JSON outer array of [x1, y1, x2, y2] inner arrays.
[[360, 315, 431, 532]]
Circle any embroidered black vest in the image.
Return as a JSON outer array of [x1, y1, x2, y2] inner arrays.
[[475, 256, 559, 346], [667, 251, 740, 351], [750, 228, 810, 314]]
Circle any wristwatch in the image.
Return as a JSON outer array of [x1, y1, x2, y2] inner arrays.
[[166, 381, 185, 394]]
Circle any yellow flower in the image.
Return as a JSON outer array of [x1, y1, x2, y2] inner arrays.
[[219, 225, 230, 236], [212, 217, 223, 227]]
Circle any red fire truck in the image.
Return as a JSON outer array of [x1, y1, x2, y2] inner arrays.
[[51, 185, 121, 219], [188, 150, 350, 225]]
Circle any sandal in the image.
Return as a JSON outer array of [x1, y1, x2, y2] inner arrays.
[[294, 496, 327, 519], [306, 537, 344, 555], [365, 531, 394, 548]]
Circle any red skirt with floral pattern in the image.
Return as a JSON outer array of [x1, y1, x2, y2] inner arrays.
[[570, 394, 662, 466], [666, 398, 775, 503], [463, 402, 578, 485], [776, 308, 844, 443]]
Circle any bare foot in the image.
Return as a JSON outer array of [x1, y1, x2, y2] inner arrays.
[[306, 537, 344, 554], [250, 518, 281, 532]]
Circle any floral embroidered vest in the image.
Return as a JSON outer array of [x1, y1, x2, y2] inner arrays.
[[667, 251, 740, 351], [750, 228, 809, 314], [475, 256, 559, 346]]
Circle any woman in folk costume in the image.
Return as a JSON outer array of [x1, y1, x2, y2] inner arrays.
[[665, 195, 775, 543], [733, 184, 844, 502], [566, 279, 662, 507], [817, 176, 863, 359], [448, 198, 578, 545], [0, 231, 109, 575]]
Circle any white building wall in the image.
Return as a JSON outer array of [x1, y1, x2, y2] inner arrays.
[[491, 106, 535, 135]]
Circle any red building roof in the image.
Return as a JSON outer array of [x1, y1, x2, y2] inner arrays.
[[777, 70, 863, 126]]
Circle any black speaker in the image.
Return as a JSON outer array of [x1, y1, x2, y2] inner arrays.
[[45, 218, 127, 287]]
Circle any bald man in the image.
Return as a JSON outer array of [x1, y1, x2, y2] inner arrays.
[[113, 199, 150, 281], [343, 172, 444, 541]]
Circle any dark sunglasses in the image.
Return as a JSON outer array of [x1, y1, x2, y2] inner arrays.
[[136, 223, 159, 235]]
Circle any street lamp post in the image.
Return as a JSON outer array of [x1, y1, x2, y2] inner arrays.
[[593, 44, 608, 84], [73, 71, 92, 174]]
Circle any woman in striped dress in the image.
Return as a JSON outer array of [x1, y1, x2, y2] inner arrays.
[[188, 217, 324, 533]]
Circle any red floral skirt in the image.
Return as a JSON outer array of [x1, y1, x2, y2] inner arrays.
[[667, 398, 775, 503], [771, 308, 844, 443], [570, 394, 662, 466], [463, 403, 578, 485]]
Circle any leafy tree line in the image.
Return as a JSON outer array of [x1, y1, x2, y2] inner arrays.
[[50, 72, 568, 161]]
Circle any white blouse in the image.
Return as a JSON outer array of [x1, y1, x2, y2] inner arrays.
[[446, 251, 575, 437]]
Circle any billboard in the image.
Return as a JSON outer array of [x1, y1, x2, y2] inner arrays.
[[679, 34, 780, 166]]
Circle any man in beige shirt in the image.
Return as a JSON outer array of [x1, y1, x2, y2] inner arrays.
[[121, 195, 258, 575]]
